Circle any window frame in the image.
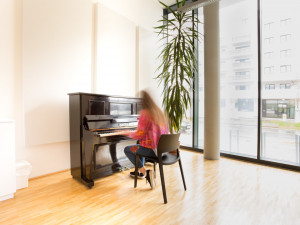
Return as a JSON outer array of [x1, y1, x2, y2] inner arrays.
[[163, 0, 300, 172]]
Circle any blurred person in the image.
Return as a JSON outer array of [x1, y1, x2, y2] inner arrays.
[[122, 90, 169, 189]]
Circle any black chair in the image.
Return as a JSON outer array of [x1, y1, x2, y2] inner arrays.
[[134, 133, 186, 204]]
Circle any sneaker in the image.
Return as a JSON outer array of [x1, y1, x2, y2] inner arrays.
[[145, 170, 156, 189], [130, 171, 145, 179]]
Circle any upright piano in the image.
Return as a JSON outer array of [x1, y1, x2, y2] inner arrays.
[[68, 92, 142, 188]]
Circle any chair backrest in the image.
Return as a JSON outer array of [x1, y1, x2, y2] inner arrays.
[[157, 133, 181, 154]]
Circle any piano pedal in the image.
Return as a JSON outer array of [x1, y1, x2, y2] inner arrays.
[[111, 163, 123, 172]]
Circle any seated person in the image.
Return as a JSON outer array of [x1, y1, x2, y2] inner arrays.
[[122, 90, 169, 189]]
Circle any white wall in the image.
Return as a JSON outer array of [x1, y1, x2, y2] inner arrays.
[[0, 0, 163, 178], [95, 4, 136, 97], [138, 27, 163, 102], [0, 0, 15, 118], [99, 0, 163, 101], [22, 0, 92, 146], [19, 0, 93, 177]]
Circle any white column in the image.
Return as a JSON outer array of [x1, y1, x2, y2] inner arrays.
[[204, 2, 220, 160]]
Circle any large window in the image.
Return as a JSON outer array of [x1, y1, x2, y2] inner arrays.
[[261, 0, 300, 165], [164, 0, 300, 169], [196, 8, 205, 149], [219, 0, 258, 157]]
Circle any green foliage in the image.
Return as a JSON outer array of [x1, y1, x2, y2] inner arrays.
[[154, 0, 202, 133], [294, 123, 300, 128], [277, 121, 291, 127], [262, 120, 300, 130]]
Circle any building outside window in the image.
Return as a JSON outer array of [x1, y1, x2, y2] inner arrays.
[[261, 0, 300, 165], [265, 84, 275, 90], [235, 58, 250, 63], [264, 66, 274, 74], [219, 0, 258, 157], [264, 52, 274, 59], [235, 85, 248, 90], [280, 18, 292, 26], [262, 99, 295, 119], [236, 99, 254, 112], [280, 83, 291, 89], [235, 43, 250, 54], [264, 22, 274, 30], [219, 0, 300, 164], [280, 49, 292, 58], [167, 0, 300, 168], [280, 34, 292, 42], [280, 65, 292, 73], [235, 71, 250, 79], [264, 37, 274, 45]]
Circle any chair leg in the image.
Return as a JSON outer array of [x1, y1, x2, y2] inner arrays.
[[158, 161, 167, 204], [134, 154, 139, 188], [153, 162, 156, 179], [178, 158, 186, 190]]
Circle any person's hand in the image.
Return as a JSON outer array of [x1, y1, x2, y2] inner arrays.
[[118, 131, 128, 136]]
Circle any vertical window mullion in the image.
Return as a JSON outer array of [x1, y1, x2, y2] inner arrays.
[[257, 0, 262, 160], [193, 8, 199, 148]]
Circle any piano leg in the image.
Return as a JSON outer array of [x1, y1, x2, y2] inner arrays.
[[79, 140, 95, 188], [81, 177, 94, 188], [109, 144, 122, 171]]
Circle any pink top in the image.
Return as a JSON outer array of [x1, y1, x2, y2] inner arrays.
[[128, 109, 169, 151]]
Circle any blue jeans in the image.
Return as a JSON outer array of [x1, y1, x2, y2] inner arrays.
[[124, 144, 156, 169]]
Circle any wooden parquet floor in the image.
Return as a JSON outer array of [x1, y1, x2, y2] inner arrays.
[[1, 150, 300, 225]]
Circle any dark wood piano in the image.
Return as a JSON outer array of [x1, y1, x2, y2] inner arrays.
[[68, 92, 142, 188]]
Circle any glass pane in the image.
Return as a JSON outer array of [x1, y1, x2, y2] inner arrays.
[[180, 95, 193, 147], [197, 8, 204, 149], [219, 0, 258, 156], [179, 12, 193, 147], [261, 0, 300, 165]]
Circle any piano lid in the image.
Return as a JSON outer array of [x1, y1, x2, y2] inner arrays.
[[84, 114, 139, 121]]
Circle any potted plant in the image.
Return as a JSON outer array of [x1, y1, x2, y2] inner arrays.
[[154, 0, 201, 134]]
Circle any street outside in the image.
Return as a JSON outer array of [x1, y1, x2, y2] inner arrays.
[[179, 118, 300, 165]]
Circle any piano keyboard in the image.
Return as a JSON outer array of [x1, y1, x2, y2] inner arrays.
[[96, 128, 136, 137]]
